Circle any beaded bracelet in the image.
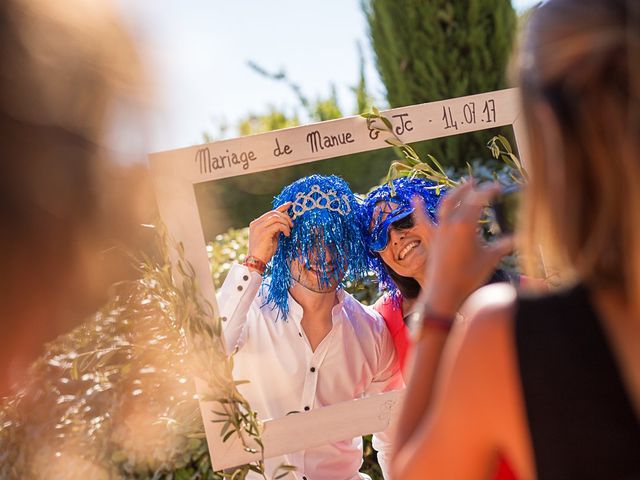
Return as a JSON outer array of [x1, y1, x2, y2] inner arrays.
[[422, 311, 455, 332], [412, 310, 456, 342], [243, 255, 267, 274]]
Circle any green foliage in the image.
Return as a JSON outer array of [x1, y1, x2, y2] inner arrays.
[[208, 228, 251, 289], [237, 108, 300, 137], [363, 108, 526, 187], [352, 43, 375, 115], [312, 85, 344, 121], [363, 0, 517, 169], [362, 435, 383, 480], [363, 107, 456, 189], [486, 134, 528, 183], [0, 230, 268, 480]]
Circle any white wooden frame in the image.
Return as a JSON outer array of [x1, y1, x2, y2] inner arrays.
[[148, 88, 528, 470]]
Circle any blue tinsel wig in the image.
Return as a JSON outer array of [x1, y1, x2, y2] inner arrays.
[[262, 174, 369, 320], [363, 177, 446, 300]]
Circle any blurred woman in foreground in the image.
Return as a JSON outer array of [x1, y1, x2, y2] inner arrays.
[[392, 0, 640, 478]]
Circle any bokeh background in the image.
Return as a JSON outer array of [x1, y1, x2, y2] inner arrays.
[[1, 2, 538, 479]]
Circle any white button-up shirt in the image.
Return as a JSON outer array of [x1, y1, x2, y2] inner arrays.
[[217, 264, 403, 480]]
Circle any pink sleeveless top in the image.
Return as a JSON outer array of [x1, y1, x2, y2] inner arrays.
[[373, 294, 410, 373]]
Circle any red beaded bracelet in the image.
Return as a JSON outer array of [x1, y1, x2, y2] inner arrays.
[[422, 312, 455, 332], [243, 255, 267, 274], [413, 310, 456, 342]]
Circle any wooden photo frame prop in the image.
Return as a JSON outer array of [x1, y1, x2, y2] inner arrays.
[[148, 88, 528, 470]]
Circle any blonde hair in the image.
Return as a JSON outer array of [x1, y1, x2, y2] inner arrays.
[[518, 0, 640, 310]]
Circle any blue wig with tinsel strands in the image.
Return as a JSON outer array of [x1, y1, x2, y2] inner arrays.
[[363, 177, 446, 302], [262, 175, 369, 320]]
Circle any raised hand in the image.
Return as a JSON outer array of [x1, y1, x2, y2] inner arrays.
[[247, 202, 294, 264], [415, 181, 514, 316]]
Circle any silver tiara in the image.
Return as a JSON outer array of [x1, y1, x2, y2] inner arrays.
[[290, 184, 352, 220]]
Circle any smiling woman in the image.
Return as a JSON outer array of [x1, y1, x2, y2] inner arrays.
[[377, 209, 429, 274], [363, 178, 443, 368], [365, 178, 443, 308]]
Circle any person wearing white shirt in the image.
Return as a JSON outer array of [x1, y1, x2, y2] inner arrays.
[[217, 175, 403, 480]]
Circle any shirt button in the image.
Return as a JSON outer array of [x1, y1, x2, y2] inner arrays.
[[221, 316, 227, 322], [298, 332, 303, 337], [304, 406, 310, 411], [310, 367, 316, 373], [237, 285, 243, 291], [242, 275, 249, 281]]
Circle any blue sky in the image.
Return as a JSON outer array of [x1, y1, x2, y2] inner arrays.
[[116, 1, 539, 153]]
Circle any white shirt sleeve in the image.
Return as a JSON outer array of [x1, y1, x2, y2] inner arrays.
[[366, 311, 404, 480], [215, 263, 263, 355]]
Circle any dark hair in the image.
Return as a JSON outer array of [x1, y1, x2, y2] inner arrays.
[[381, 257, 516, 301], [383, 262, 421, 299]]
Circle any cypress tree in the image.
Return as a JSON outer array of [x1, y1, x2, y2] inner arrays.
[[364, 0, 517, 170]]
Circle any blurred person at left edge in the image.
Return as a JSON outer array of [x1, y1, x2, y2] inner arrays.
[[0, 0, 152, 396]]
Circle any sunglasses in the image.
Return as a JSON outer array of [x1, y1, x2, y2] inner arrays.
[[390, 213, 415, 231], [369, 209, 415, 252]]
